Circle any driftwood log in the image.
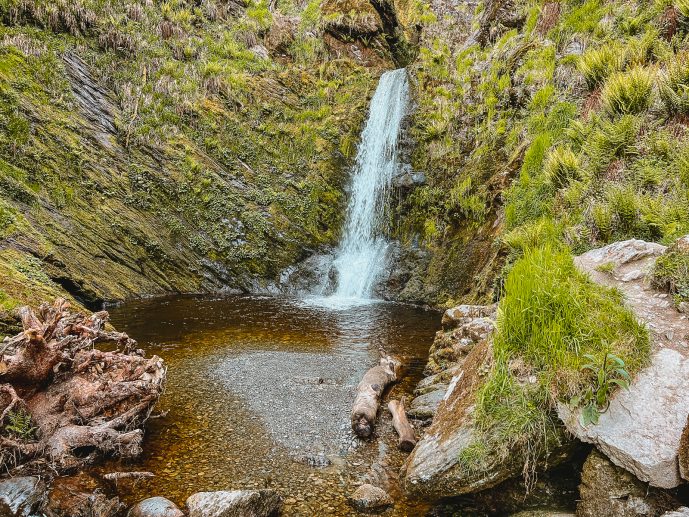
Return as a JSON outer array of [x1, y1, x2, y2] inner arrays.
[[388, 399, 416, 451], [0, 298, 166, 473], [351, 355, 401, 438]]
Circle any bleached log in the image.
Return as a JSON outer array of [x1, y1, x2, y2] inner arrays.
[[351, 356, 401, 438], [388, 398, 416, 451]]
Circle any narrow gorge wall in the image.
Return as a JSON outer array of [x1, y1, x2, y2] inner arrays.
[[0, 0, 418, 330]]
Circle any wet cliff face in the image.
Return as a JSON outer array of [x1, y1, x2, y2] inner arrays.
[[0, 0, 421, 328]]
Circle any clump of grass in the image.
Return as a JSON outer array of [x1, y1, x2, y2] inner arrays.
[[544, 146, 581, 189], [659, 52, 689, 115], [601, 68, 655, 116], [469, 245, 649, 474], [652, 239, 689, 304], [577, 45, 623, 89]]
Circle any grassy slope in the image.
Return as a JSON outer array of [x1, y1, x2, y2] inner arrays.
[[394, 0, 689, 476], [0, 0, 399, 330], [396, 0, 689, 307]]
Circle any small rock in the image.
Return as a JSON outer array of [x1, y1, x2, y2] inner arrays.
[[441, 304, 495, 328], [408, 387, 447, 419], [249, 44, 269, 60], [186, 489, 282, 517], [664, 508, 689, 517], [128, 496, 184, 517], [0, 477, 47, 517], [349, 484, 393, 512]]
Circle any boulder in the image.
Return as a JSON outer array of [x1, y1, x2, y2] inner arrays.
[[408, 387, 447, 419], [0, 477, 47, 517], [348, 484, 393, 512], [559, 240, 689, 489], [559, 348, 689, 489], [185, 490, 282, 517], [128, 497, 184, 517], [577, 448, 678, 517], [402, 341, 570, 498]]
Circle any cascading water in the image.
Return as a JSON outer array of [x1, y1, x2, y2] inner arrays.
[[329, 68, 409, 301]]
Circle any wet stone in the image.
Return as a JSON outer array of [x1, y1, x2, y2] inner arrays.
[[0, 476, 47, 517], [349, 484, 393, 513], [128, 496, 184, 517]]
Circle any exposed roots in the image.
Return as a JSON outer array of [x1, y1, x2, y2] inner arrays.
[[0, 298, 165, 473]]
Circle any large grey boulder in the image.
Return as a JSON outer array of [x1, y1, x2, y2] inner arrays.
[[128, 496, 184, 517], [559, 348, 689, 489], [577, 448, 678, 516], [559, 239, 689, 489], [185, 490, 282, 517], [0, 477, 47, 517]]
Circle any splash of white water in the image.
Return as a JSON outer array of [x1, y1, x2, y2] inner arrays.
[[329, 68, 409, 302]]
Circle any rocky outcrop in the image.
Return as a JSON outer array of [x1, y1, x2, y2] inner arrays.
[[402, 302, 573, 498], [185, 490, 282, 517], [559, 348, 689, 489], [559, 239, 689, 489], [402, 339, 511, 498], [348, 484, 393, 512], [577, 449, 678, 517]]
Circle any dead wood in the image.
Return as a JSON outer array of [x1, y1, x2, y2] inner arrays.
[[351, 355, 401, 438], [388, 398, 416, 452], [0, 298, 165, 473]]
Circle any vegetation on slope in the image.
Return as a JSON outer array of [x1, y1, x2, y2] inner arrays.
[[0, 0, 409, 329], [394, 0, 689, 479]]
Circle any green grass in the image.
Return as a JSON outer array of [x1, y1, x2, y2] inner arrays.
[[465, 245, 649, 476], [652, 242, 689, 305], [600, 68, 655, 116]]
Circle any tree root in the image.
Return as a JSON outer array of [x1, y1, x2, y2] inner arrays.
[[0, 298, 165, 473]]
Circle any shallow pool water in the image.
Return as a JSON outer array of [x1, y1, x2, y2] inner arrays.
[[98, 294, 441, 515]]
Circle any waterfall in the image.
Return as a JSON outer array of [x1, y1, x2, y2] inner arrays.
[[330, 68, 409, 301]]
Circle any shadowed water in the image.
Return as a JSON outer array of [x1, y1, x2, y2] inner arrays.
[[100, 294, 440, 515]]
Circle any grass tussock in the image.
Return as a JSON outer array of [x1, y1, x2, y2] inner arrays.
[[600, 67, 655, 116]]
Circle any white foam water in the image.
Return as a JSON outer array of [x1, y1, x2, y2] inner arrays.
[[326, 68, 409, 305]]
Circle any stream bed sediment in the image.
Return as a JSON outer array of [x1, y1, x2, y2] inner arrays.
[[95, 294, 440, 515]]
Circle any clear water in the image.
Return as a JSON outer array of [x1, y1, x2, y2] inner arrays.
[[330, 68, 409, 302], [95, 294, 440, 515]]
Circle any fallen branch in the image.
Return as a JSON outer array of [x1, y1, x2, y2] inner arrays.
[[388, 398, 416, 452], [103, 471, 155, 482], [351, 356, 401, 438]]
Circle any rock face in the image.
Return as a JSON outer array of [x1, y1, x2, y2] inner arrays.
[[128, 497, 184, 517], [348, 484, 393, 512], [559, 239, 689, 489], [185, 490, 282, 517], [577, 449, 678, 517], [0, 477, 47, 517], [402, 340, 513, 498]]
